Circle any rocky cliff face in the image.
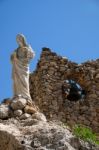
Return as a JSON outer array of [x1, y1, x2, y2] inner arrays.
[[30, 48, 99, 132]]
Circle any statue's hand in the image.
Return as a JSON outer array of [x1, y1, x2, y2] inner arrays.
[[27, 51, 35, 59], [10, 52, 17, 62]]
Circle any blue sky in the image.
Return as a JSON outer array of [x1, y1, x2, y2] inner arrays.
[[0, 0, 99, 101]]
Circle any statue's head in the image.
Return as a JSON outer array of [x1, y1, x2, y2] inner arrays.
[[16, 34, 27, 47]]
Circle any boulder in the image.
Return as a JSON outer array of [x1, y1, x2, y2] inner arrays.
[[24, 105, 37, 114], [14, 110, 23, 117], [32, 112, 47, 122], [0, 104, 10, 119], [20, 113, 31, 120], [11, 98, 27, 110]]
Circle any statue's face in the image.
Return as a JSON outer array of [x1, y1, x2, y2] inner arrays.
[[16, 34, 25, 47]]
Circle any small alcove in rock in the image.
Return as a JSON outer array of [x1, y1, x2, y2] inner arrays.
[[62, 80, 86, 102]]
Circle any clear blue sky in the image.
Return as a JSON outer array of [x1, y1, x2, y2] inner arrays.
[[0, 0, 99, 101]]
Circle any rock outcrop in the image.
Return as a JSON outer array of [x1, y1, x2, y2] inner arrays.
[[0, 118, 98, 150]]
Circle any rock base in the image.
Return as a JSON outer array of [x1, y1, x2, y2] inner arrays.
[[0, 118, 98, 150], [0, 98, 45, 122]]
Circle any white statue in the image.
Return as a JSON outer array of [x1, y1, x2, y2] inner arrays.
[[11, 34, 35, 103]]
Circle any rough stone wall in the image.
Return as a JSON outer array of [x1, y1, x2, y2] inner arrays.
[[30, 48, 99, 132]]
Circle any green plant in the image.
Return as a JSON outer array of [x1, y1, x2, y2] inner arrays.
[[73, 125, 99, 145]]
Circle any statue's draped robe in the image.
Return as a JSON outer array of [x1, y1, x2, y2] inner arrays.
[[11, 46, 34, 100]]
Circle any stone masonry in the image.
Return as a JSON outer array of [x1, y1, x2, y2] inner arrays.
[[30, 48, 99, 132]]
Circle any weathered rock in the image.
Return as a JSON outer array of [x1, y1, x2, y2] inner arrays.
[[20, 113, 31, 120], [14, 109, 23, 117], [24, 105, 37, 114], [32, 112, 47, 122], [95, 74, 99, 79], [0, 122, 23, 150], [0, 104, 10, 119], [11, 98, 27, 110], [0, 118, 98, 150], [31, 138, 41, 148]]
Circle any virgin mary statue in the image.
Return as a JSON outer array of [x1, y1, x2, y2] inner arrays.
[[11, 34, 35, 102]]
